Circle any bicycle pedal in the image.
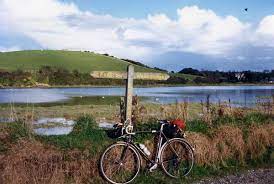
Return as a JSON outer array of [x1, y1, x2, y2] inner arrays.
[[149, 164, 158, 172]]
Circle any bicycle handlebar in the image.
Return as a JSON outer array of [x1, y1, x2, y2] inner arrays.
[[121, 119, 168, 136], [124, 129, 158, 136]]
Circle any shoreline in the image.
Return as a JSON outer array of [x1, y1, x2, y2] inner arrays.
[[1, 83, 274, 89]]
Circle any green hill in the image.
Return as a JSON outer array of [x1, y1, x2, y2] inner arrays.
[[0, 50, 157, 73], [171, 72, 199, 81]]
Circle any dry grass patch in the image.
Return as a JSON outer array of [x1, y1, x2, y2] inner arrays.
[[0, 139, 99, 184], [247, 124, 273, 159], [264, 123, 274, 146], [213, 126, 245, 164], [0, 129, 9, 143], [187, 132, 218, 166]]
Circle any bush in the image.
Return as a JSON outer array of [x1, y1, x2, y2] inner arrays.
[[71, 115, 98, 136], [8, 121, 32, 142]]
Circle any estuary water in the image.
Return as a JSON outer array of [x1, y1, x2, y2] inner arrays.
[[0, 85, 274, 107]]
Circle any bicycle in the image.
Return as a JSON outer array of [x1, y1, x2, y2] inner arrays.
[[99, 120, 195, 184]]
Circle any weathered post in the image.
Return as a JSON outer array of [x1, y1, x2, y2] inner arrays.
[[125, 65, 134, 124]]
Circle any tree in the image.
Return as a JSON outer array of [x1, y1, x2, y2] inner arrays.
[[179, 68, 203, 76]]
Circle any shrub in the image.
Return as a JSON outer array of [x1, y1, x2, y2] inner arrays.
[[71, 115, 98, 136], [7, 121, 33, 142]]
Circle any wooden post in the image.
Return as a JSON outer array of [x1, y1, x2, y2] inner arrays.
[[125, 65, 134, 125]]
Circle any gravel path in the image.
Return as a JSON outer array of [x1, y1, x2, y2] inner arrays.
[[194, 168, 274, 184]]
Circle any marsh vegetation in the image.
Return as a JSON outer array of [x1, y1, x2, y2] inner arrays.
[[0, 95, 273, 183]]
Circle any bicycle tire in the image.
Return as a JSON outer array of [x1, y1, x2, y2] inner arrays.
[[160, 138, 194, 178], [100, 142, 141, 184]]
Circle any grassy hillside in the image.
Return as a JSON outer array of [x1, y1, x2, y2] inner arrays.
[[171, 72, 199, 81], [0, 50, 157, 73]]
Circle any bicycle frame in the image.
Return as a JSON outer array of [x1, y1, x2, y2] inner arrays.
[[121, 122, 168, 166]]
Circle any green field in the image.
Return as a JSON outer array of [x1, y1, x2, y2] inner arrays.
[[0, 50, 157, 73], [171, 72, 199, 81]]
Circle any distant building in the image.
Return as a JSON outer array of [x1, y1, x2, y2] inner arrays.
[[235, 73, 245, 81], [263, 70, 271, 73]]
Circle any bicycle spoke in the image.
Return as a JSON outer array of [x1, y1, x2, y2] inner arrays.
[[110, 164, 122, 178], [161, 139, 194, 178], [100, 143, 140, 184]]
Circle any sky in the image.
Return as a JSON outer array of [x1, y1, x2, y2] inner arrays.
[[0, 0, 274, 71]]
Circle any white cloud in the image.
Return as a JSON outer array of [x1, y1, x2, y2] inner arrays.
[[236, 56, 246, 61], [256, 15, 274, 36], [254, 15, 274, 47], [0, 0, 273, 63], [175, 6, 250, 55], [257, 56, 273, 60]]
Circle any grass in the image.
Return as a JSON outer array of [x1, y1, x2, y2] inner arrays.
[[0, 100, 202, 123], [0, 96, 122, 107], [37, 116, 111, 155], [186, 119, 211, 134], [0, 50, 157, 73], [212, 112, 273, 127], [0, 113, 273, 183], [171, 72, 199, 81], [0, 98, 273, 183], [0, 97, 122, 122]]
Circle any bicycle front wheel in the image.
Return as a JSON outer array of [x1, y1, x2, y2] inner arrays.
[[160, 138, 194, 178], [100, 142, 141, 184]]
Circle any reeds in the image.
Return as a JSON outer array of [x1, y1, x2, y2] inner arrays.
[[8, 102, 34, 139], [160, 100, 189, 121], [256, 96, 274, 115]]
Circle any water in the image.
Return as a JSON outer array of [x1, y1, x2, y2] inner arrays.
[[0, 86, 273, 107], [32, 117, 113, 135], [1, 117, 115, 135], [35, 117, 75, 126], [34, 127, 73, 136]]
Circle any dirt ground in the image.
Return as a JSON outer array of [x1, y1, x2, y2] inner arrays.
[[195, 168, 274, 184]]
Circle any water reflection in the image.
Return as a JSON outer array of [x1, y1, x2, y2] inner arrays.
[[34, 127, 73, 136], [0, 86, 273, 107], [35, 117, 75, 126], [32, 118, 114, 135], [0, 88, 69, 103]]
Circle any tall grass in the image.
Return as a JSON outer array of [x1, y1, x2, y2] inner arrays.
[[1, 93, 273, 184], [160, 100, 189, 120], [0, 113, 273, 183]]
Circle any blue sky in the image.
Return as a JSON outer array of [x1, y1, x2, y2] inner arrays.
[[68, 0, 273, 22], [1, 0, 274, 71]]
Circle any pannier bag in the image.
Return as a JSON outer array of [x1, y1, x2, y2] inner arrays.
[[163, 119, 186, 139], [106, 124, 124, 139], [171, 119, 186, 130]]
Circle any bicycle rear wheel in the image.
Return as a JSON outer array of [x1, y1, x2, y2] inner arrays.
[[160, 138, 194, 178], [100, 142, 141, 184]]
